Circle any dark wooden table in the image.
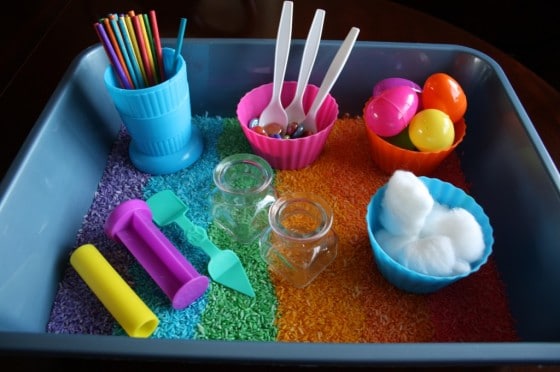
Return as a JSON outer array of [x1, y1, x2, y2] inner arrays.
[[1, 0, 559, 370], [2, 0, 560, 181]]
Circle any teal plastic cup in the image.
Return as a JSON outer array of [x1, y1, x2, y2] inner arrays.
[[104, 47, 203, 175]]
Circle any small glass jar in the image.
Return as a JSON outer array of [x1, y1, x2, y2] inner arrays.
[[259, 192, 338, 288], [210, 153, 277, 244]]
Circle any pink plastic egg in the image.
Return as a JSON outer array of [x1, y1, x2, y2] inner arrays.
[[373, 77, 422, 97], [364, 86, 419, 137]]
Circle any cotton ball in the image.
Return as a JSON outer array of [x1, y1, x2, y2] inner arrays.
[[380, 170, 434, 236], [399, 235, 456, 277], [422, 205, 485, 263], [375, 228, 418, 262], [452, 259, 471, 276], [422, 202, 450, 227]]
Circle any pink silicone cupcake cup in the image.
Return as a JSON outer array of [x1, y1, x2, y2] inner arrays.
[[237, 81, 339, 170]]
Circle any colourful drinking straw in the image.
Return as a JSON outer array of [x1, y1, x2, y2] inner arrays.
[[103, 17, 133, 88], [173, 18, 187, 73], [142, 13, 159, 83], [149, 10, 165, 81], [110, 16, 139, 89], [94, 22, 132, 89], [118, 15, 144, 89], [124, 14, 147, 86], [96, 9, 167, 88], [132, 14, 155, 86], [138, 14, 157, 85]]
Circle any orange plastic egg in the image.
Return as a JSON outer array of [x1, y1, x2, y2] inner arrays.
[[421, 73, 467, 123]]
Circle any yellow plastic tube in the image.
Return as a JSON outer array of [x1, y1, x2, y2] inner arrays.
[[70, 243, 159, 338]]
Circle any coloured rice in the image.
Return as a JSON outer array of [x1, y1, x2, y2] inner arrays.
[[46, 114, 519, 342]]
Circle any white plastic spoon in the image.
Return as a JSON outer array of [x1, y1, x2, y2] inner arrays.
[[258, 1, 293, 131], [284, 8, 325, 125], [300, 26, 360, 133]]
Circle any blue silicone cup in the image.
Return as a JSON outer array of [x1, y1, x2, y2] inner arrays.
[[104, 47, 202, 175], [366, 176, 494, 294]]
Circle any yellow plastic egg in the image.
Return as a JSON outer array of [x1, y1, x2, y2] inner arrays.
[[408, 109, 455, 152]]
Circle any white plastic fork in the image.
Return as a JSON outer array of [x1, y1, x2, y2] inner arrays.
[[258, 1, 293, 130], [284, 8, 325, 125], [300, 27, 360, 133]]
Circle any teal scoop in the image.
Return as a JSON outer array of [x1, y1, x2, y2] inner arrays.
[[146, 189, 255, 297]]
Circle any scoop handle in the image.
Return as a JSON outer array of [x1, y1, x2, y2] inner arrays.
[[175, 214, 221, 258]]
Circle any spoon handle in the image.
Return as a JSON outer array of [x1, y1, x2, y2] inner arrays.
[[303, 27, 360, 132], [286, 8, 325, 122], [271, 1, 293, 103]]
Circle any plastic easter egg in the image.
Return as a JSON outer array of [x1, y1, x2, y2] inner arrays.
[[364, 86, 419, 137], [385, 127, 417, 151], [422, 73, 467, 123], [408, 109, 455, 152], [373, 77, 422, 97]]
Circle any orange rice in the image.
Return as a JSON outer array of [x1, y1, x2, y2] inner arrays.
[[271, 115, 518, 342]]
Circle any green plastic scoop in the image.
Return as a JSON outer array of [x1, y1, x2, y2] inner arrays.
[[146, 189, 255, 297]]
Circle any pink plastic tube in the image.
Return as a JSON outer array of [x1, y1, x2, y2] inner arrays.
[[105, 199, 209, 309]]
